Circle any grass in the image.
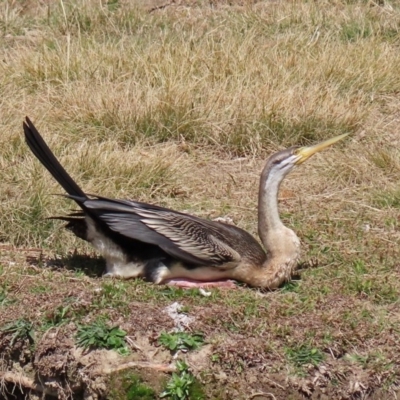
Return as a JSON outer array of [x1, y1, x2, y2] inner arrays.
[[285, 344, 325, 368], [0, 285, 14, 307], [1, 319, 35, 346], [42, 304, 72, 329], [0, 0, 400, 398]]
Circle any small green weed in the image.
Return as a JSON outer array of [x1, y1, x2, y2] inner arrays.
[[352, 260, 367, 275], [76, 319, 129, 355], [0, 287, 14, 306], [0, 290, 6, 305], [92, 282, 128, 312], [161, 361, 204, 400], [280, 280, 299, 293], [285, 345, 325, 367], [210, 354, 220, 363], [1, 319, 35, 345], [346, 353, 369, 367], [159, 332, 204, 352], [43, 305, 71, 329]]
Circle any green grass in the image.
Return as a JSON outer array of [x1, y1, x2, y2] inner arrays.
[[91, 281, 129, 310], [0, 285, 15, 307], [346, 351, 395, 375], [42, 305, 72, 329], [285, 345, 325, 368], [340, 20, 372, 42], [30, 284, 52, 294], [1, 319, 35, 346], [372, 189, 400, 209]]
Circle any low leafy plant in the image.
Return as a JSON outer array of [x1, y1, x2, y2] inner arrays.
[[1, 319, 35, 345], [160, 361, 196, 400], [159, 332, 204, 352], [76, 319, 129, 355]]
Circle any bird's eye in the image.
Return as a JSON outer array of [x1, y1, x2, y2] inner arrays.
[[272, 159, 281, 165]]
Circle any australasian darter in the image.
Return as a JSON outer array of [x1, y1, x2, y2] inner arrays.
[[23, 117, 347, 288]]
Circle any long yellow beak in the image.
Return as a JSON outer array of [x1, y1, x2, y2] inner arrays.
[[294, 133, 348, 165]]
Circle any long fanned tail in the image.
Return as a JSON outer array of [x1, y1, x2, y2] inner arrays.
[[23, 117, 87, 199]]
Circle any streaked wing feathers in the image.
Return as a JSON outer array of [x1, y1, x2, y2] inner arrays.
[[139, 212, 241, 263], [83, 197, 241, 266]]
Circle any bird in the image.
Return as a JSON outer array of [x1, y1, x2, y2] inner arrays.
[[23, 117, 347, 289]]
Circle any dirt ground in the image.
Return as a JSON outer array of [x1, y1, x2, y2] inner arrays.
[[1, 243, 400, 399]]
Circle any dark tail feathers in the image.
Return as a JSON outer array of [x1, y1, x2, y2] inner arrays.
[[23, 117, 87, 199]]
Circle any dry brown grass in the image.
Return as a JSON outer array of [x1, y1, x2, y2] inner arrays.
[[1, 0, 400, 398]]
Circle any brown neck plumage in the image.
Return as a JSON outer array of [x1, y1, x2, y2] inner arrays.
[[256, 162, 301, 288]]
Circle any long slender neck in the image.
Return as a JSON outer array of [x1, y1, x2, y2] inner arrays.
[[256, 163, 301, 288], [258, 166, 285, 249]]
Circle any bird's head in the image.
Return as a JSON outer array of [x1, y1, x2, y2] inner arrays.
[[258, 132, 349, 247], [264, 133, 348, 181]]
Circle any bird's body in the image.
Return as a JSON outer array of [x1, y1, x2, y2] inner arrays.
[[23, 117, 346, 288]]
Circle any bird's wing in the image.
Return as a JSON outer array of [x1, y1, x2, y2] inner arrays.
[[81, 197, 242, 267]]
